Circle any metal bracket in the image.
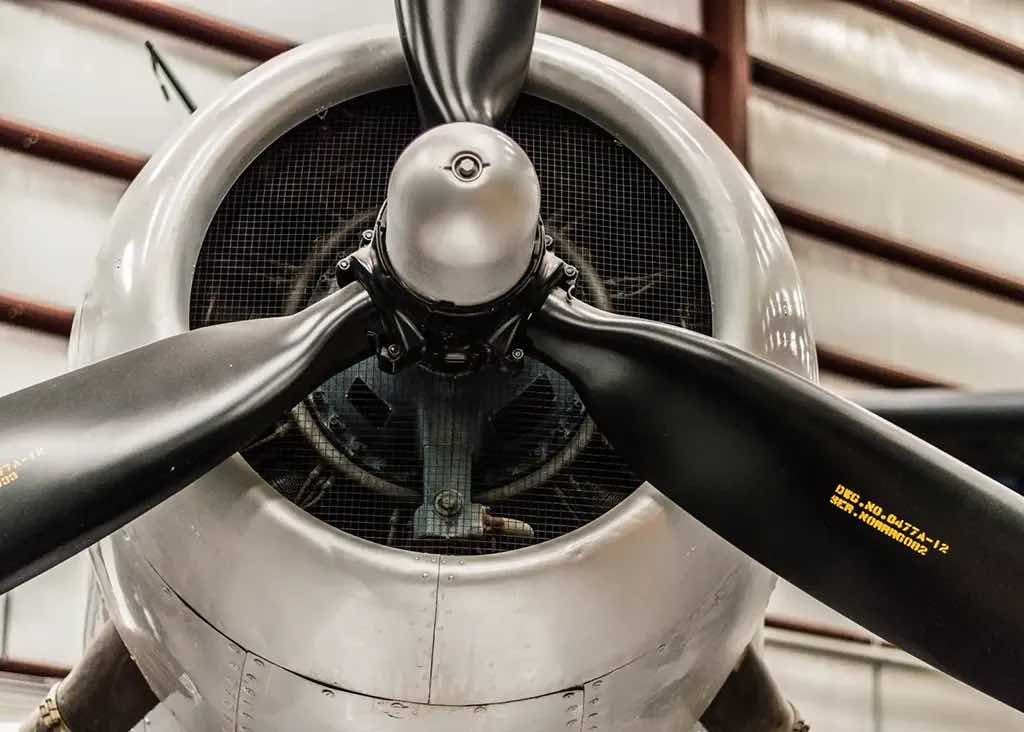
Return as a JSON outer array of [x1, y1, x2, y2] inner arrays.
[[336, 208, 575, 375]]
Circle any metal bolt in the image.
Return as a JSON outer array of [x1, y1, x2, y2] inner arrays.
[[544, 234, 554, 249], [563, 264, 578, 278], [362, 229, 374, 241], [338, 258, 351, 271], [451, 152, 484, 181], [510, 347, 525, 361], [386, 343, 403, 359], [435, 489, 463, 516]]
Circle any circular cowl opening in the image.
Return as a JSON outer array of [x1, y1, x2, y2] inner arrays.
[[189, 87, 713, 556]]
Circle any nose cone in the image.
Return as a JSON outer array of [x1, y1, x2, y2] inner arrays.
[[384, 122, 541, 306]]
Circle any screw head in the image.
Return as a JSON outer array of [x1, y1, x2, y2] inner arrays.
[[338, 258, 351, 270], [386, 343, 403, 358], [362, 229, 374, 241], [511, 347, 525, 361], [563, 264, 578, 278], [451, 152, 484, 182]]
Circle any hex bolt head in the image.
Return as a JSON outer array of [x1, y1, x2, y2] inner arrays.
[[386, 343, 403, 358], [563, 264, 578, 278], [434, 490, 463, 516]]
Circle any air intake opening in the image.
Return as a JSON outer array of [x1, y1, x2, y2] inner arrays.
[[189, 88, 712, 555]]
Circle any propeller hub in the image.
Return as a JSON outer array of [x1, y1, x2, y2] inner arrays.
[[384, 122, 541, 306]]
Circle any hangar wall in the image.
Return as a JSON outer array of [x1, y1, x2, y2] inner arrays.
[[0, 0, 1022, 729]]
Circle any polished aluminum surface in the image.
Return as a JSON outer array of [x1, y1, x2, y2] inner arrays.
[[72, 25, 816, 727], [428, 485, 766, 704], [235, 652, 584, 731], [385, 122, 540, 305], [579, 562, 775, 732], [91, 530, 245, 732]]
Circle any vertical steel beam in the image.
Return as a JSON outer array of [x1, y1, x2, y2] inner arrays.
[[702, 0, 749, 163]]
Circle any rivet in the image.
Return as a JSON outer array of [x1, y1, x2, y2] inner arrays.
[[511, 347, 525, 361], [322, 689, 335, 697]]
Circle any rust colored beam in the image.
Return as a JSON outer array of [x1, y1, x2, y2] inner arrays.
[[816, 345, 951, 389], [67, 0, 295, 62], [0, 294, 75, 338], [752, 59, 1024, 184], [0, 118, 144, 181], [771, 199, 1024, 307], [766, 614, 892, 647], [702, 0, 749, 162], [846, 0, 1024, 74], [542, 0, 716, 63], [0, 658, 70, 679]]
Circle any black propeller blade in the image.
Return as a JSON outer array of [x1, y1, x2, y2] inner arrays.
[[0, 284, 376, 593], [858, 389, 1024, 489], [525, 292, 1024, 713], [395, 0, 540, 127]]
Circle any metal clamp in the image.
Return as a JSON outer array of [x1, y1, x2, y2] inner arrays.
[[38, 681, 71, 731]]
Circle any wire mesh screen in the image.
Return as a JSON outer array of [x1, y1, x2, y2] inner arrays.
[[190, 88, 712, 555]]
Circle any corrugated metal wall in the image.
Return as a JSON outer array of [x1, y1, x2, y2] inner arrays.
[[748, 0, 1024, 728], [1, 1, 1022, 728]]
